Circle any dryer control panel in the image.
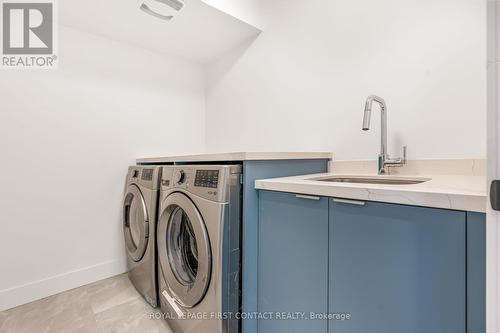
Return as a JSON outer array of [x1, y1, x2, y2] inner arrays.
[[127, 166, 161, 190]]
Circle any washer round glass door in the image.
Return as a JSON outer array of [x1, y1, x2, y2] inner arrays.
[[158, 192, 211, 308], [123, 185, 149, 262]]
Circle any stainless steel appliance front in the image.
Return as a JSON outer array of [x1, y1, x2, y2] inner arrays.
[[157, 165, 242, 333], [123, 166, 161, 308]]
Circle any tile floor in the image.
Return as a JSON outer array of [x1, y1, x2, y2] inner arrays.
[[0, 274, 172, 333]]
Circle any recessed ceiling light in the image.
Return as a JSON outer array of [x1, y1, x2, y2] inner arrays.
[[156, 0, 184, 11], [139, 0, 185, 21]]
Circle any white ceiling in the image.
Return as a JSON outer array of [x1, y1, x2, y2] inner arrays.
[[59, 0, 261, 64]]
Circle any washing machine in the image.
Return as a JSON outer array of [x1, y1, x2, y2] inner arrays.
[[157, 165, 242, 333], [123, 166, 161, 308]]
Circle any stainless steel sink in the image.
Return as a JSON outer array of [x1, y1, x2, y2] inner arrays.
[[309, 176, 431, 185]]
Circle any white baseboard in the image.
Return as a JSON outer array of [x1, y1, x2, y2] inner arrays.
[[0, 258, 127, 312]]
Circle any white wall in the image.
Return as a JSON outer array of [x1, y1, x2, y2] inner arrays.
[[205, 0, 487, 160], [0, 27, 206, 311]]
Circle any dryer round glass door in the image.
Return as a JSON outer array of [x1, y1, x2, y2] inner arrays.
[[158, 192, 211, 308], [123, 185, 149, 262]]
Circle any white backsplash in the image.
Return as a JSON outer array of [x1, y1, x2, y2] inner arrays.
[[332, 159, 486, 176]]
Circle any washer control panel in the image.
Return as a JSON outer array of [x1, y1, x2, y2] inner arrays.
[[194, 170, 219, 188], [160, 165, 241, 203]]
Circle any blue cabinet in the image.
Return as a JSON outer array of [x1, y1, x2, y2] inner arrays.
[[329, 200, 466, 333], [258, 191, 329, 333], [243, 159, 329, 333], [257, 190, 485, 333], [467, 212, 486, 333]]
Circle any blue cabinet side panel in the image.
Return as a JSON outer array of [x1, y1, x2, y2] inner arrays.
[[467, 212, 486, 333], [329, 201, 466, 333], [258, 191, 329, 333], [242, 159, 328, 333]]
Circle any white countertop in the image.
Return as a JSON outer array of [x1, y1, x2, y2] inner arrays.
[[137, 152, 333, 164], [255, 172, 487, 213]]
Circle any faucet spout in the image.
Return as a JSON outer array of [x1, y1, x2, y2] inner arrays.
[[361, 95, 405, 174], [362, 95, 387, 157], [362, 105, 371, 131]]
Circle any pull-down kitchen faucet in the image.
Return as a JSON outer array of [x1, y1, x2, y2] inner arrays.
[[362, 95, 406, 174]]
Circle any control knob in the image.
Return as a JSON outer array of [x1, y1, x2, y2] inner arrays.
[[174, 170, 186, 184]]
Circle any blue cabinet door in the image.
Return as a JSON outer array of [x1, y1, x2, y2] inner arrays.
[[467, 212, 486, 333], [258, 191, 329, 333], [243, 160, 329, 333], [329, 200, 466, 333]]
